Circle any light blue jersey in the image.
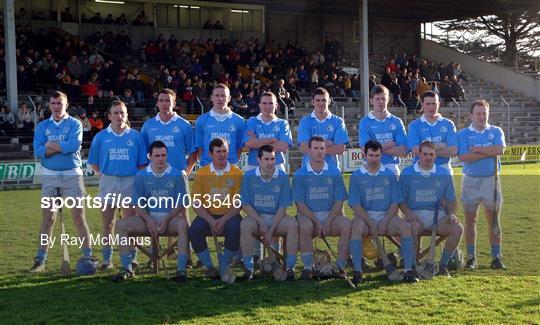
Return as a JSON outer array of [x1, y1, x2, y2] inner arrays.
[[140, 113, 194, 171], [297, 112, 349, 169], [194, 110, 245, 166], [458, 124, 506, 177], [348, 165, 403, 211], [244, 114, 293, 166], [358, 112, 407, 165], [88, 126, 148, 176], [407, 115, 458, 166], [33, 116, 82, 171], [132, 164, 187, 214], [292, 162, 348, 212], [399, 162, 456, 211], [240, 167, 292, 215]]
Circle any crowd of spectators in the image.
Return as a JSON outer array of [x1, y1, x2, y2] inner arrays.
[[15, 7, 153, 26], [380, 53, 467, 111]]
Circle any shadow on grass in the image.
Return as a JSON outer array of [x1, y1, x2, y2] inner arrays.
[[0, 268, 400, 323]]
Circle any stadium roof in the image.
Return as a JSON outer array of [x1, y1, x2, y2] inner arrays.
[[223, 0, 539, 21]]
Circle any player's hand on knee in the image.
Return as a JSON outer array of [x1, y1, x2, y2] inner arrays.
[[378, 219, 389, 236], [156, 219, 168, 234], [446, 214, 460, 225], [146, 221, 159, 238]]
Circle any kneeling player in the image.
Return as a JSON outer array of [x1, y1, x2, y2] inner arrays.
[[293, 136, 351, 280], [348, 140, 418, 284], [399, 141, 463, 277], [112, 141, 189, 282], [240, 145, 298, 280]]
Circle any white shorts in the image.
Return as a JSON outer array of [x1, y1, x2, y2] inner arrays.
[[367, 211, 387, 224], [98, 175, 135, 203], [150, 211, 168, 222], [313, 211, 330, 223], [413, 209, 447, 229], [461, 175, 503, 212], [244, 164, 286, 172], [260, 213, 275, 227], [40, 167, 85, 198]]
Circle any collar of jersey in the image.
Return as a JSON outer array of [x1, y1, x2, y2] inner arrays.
[[210, 162, 231, 175], [107, 125, 131, 137], [306, 161, 329, 175], [413, 161, 436, 175], [256, 113, 278, 125], [359, 163, 386, 176], [210, 109, 233, 120], [49, 115, 69, 126], [420, 114, 443, 126], [368, 111, 390, 122], [255, 166, 279, 181], [146, 163, 172, 177], [155, 113, 179, 125], [311, 111, 332, 123], [468, 123, 492, 134]]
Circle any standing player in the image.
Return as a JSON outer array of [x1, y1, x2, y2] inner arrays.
[[348, 140, 418, 284], [358, 85, 407, 175], [112, 141, 190, 282], [244, 91, 292, 172], [297, 87, 349, 170], [399, 141, 463, 277], [188, 138, 243, 280], [30, 91, 94, 272], [88, 100, 148, 270], [194, 84, 245, 167], [407, 91, 458, 171], [458, 100, 506, 269], [140, 88, 196, 174], [240, 145, 298, 281], [293, 136, 351, 280]]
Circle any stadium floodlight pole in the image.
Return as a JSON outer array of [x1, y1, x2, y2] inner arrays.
[[359, 0, 369, 117], [500, 96, 511, 144], [284, 103, 290, 173], [4, 0, 18, 114]]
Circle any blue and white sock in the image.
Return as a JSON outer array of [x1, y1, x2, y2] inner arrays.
[[467, 244, 476, 258], [36, 248, 48, 264], [243, 255, 254, 272], [82, 247, 93, 258], [301, 253, 313, 270], [177, 254, 188, 271], [196, 249, 214, 268], [219, 248, 236, 276], [400, 237, 414, 271], [102, 246, 112, 263], [286, 254, 297, 270], [120, 253, 133, 272], [491, 245, 501, 258], [349, 239, 363, 272], [439, 249, 454, 267]]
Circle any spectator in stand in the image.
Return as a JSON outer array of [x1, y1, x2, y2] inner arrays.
[[350, 74, 361, 98], [285, 77, 302, 103], [232, 92, 248, 116], [80, 74, 99, 97], [17, 103, 34, 131], [381, 67, 393, 89], [213, 21, 224, 30], [282, 91, 296, 117], [131, 73, 146, 102], [244, 91, 259, 117], [66, 55, 82, 80], [410, 72, 420, 96], [119, 89, 136, 111], [89, 110, 104, 132], [180, 79, 196, 113], [386, 59, 398, 74], [416, 77, 431, 98], [431, 81, 440, 96], [296, 64, 308, 91], [116, 14, 128, 25], [369, 74, 377, 92], [451, 76, 466, 102], [83, 96, 97, 113], [0, 105, 16, 136], [439, 78, 454, 104], [211, 57, 225, 81], [312, 50, 325, 68], [398, 69, 412, 102], [453, 63, 467, 81], [104, 14, 114, 24], [35, 104, 46, 123], [390, 76, 401, 106], [89, 12, 103, 24], [203, 19, 213, 29]]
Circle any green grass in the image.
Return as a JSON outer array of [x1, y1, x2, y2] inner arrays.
[[1, 164, 539, 324]]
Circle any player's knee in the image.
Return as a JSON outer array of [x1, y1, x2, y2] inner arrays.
[[240, 218, 256, 233], [453, 223, 463, 238], [287, 219, 299, 234], [339, 219, 351, 235], [350, 220, 365, 237], [410, 223, 422, 236]]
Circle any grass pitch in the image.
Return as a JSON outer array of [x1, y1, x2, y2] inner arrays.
[[0, 164, 539, 324]]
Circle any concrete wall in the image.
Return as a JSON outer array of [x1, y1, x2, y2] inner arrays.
[[370, 20, 419, 56], [421, 39, 540, 101]]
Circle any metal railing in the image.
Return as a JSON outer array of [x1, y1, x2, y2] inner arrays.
[[451, 98, 462, 129]]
